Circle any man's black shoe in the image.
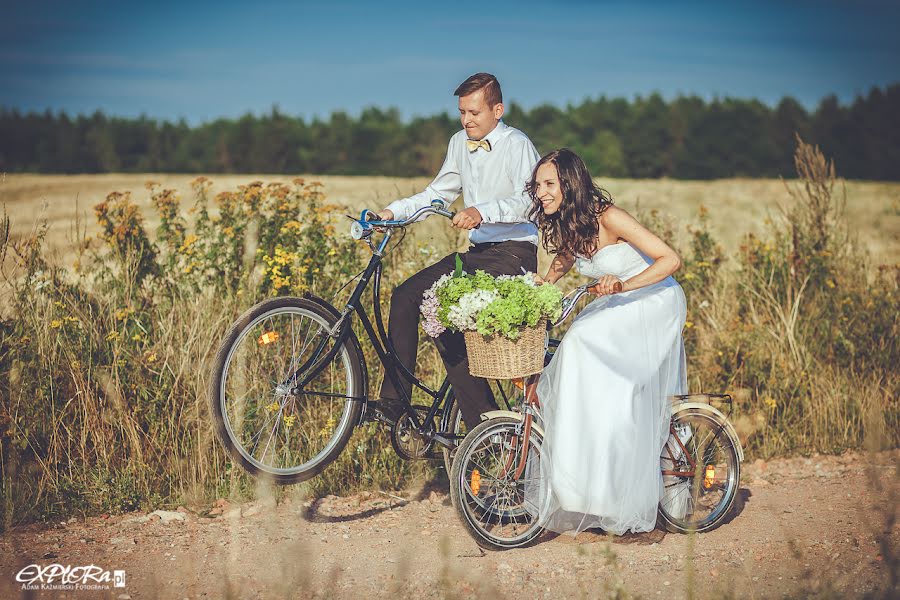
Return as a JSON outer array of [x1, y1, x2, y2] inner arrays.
[[366, 398, 406, 425]]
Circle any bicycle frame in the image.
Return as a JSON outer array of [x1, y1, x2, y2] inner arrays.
[[282, 203, 520, 446], [282, 243, 453, 438]]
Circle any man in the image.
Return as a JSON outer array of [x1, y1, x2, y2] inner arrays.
[[376, 72, 540, 429]]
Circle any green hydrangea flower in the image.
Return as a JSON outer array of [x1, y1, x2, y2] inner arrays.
[[424, 267, 563, 340]]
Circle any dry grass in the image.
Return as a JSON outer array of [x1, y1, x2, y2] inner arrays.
[[0, 146, 896, 533], [3, 173, 898, 268]]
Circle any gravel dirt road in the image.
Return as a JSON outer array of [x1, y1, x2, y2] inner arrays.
[[2, 450, 897, 599]]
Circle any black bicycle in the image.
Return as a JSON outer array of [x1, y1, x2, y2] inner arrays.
[[208, 200, 524, 484]]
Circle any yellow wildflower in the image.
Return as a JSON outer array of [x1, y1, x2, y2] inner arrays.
[[106, 331, 119, 341], [115, 307, 134, 321], [178, 234, 199, 256], [283, 414, 297, 428], [684, 321, 694, 329], [280, 221, 302, 235], [50, 319, 63, 329]]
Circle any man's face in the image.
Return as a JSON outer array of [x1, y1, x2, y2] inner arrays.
[[458, 89, 504, 140]]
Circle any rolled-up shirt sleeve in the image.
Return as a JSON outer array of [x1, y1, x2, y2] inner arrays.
[[385, 138, 462, 221]]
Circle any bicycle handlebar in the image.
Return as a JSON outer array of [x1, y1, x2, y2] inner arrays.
[[349, 200, 454, 240], [552, 279, 623, 327]]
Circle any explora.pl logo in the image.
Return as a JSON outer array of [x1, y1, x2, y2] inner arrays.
[[16, 564, 126, 591]]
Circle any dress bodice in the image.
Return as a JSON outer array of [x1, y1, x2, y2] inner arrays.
[[575, 242, 652, 281]]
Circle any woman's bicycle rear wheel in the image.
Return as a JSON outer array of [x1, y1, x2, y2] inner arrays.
[[449, 416, 545, 551], [658, 407, 741, 533], [209, 296, 366, 484]]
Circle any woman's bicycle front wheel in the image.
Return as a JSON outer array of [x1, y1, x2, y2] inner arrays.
[[441, 380, 527, 474], [449, 416, 545, 551], [208, 296, 366, 485], [658, 407, 741, 533]]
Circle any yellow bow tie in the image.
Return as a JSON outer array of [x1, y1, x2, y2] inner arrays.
[[466, 139, 492, 152]]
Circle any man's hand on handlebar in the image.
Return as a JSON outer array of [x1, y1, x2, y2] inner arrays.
[[375, 209, 394, 221], [451, 207, 483, 230], [589, 275, 624, 296]]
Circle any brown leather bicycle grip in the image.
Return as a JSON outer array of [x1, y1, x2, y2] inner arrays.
[[589, 281, 624, 294]]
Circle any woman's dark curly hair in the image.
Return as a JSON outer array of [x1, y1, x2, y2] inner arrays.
[[526, 148, 614, 258]]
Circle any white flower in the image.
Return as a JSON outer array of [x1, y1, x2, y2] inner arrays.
[[496, 273, 536, 287], [447, 289, 498, 331], [426, 272, 453, 296]]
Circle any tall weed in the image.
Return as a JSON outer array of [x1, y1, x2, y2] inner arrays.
[[0, 137, 896, 528]]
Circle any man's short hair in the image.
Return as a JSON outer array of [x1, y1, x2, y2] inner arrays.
[[454, 73, 502, 107]]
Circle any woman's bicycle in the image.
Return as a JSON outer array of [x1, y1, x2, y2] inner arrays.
[[208, 201, 522, 483], [448, 281, 745, 550]]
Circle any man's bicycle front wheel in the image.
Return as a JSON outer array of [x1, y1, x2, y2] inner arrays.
[[208, 296, 366, 484]]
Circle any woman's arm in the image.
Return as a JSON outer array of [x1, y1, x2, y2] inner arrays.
[[598, 206, 682, 294], [539, 253, 576, 284]]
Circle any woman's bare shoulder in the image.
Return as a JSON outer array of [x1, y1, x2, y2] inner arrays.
[[599, 205, 635, 228]]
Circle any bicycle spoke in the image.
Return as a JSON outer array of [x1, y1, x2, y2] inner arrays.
[[660, 412, 739, 532], [220, 304, 357, 476]]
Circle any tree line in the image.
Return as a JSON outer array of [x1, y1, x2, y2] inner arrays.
[[1, 84, 898, 180]]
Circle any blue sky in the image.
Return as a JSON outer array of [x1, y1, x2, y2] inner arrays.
[[1, 0, 898, 124]]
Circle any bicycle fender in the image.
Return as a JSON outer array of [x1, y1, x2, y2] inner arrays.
[[673, 402, 745, 462], [480, 410, 545, 438]]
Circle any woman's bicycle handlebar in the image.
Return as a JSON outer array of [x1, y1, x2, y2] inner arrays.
[[553, 279, 623, 327], [348, 199, 621, 327]]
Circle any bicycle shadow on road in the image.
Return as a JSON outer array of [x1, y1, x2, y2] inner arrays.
[[721, 486, 752, 527], [301, 471, 450, 524], [301, 496, 405, 523]]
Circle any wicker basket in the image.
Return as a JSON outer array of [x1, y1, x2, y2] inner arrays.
[[464, 318, 547, 379]]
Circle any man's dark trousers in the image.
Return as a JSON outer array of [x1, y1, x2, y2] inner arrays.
[[380, 240, 538, 429]]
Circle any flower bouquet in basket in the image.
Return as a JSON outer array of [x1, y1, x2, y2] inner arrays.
[[420, 255, 563, 379]]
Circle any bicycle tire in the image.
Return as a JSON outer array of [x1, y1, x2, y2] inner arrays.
[[449, 416, 545, 551], [658, 407, 741, 534], [208, 296, 366, 485], [441, 380, 527, 473]]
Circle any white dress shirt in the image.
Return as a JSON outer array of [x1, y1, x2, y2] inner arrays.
[[385, 120, 540, 245]]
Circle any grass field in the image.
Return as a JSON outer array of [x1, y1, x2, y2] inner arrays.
[[3, 173, 898, 268], [1, 161, 897, 529]]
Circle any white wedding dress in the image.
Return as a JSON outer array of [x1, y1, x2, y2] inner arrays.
[[524, 242, 688, 535]]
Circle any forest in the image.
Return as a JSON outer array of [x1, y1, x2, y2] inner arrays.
[[1, 84, 898, 180]]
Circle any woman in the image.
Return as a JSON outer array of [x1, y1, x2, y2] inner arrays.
[[524, 148, 687, 536]]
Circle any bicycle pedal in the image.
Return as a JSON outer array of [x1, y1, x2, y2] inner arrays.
[[361, 405, 396, 426]]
